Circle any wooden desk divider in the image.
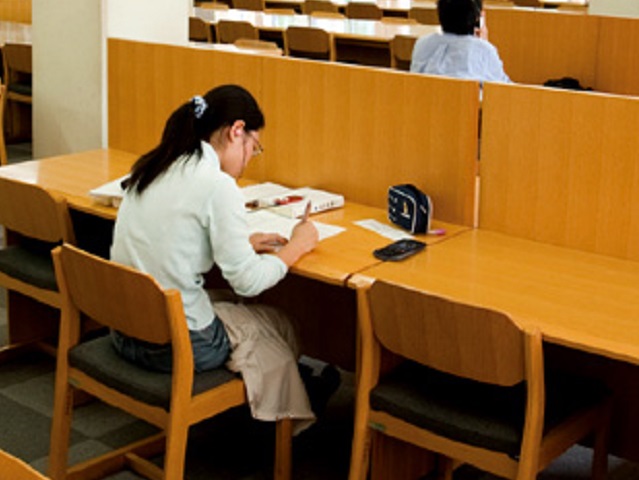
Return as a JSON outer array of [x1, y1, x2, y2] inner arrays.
[[480, 82, 639, 261], [486, 8, 599, 87], [108, 38, 480, 226], [595, 15, 639, 97]]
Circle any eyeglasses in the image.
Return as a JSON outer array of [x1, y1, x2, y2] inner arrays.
[[246, 131, 264, 157]]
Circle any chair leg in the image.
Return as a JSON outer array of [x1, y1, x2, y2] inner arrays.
[[47, 383, 74, 480], [348, 406, 373, 480], [592, 399, 612, 480], [163, 417, 190, 480], [274, 417, 293, 480], [437, 455, 455, 480]]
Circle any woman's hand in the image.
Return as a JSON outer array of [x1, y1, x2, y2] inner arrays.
[[276, 203, 319, 266], [250, 232, 288, 253]]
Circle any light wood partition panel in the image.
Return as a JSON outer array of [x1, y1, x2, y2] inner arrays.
[[480, 82, 639, 260], [486, 8, 599, 86], [0, 0, 31, 23], [108, 39, 480, 225], [596, 16, 639, 96], [254, 57, 479, 224]]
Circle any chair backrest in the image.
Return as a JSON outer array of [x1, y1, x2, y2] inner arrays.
[[345, 2, 382, 19], [234, 38, 283, 55], [196, 1, 231, 8], [189, 16, 213, 42], [367, 280, 526, 386], [513, 0, 541, 6], [408, 6, 439, 25], [309, 10, 345, 18], [216, 20, 259, 43], [390, 34, 416, 70], [284, 26, 333, 60], [264, 7, 297, 14], [303, 0, 339, 14], [0, 85, 6, 166], [232, 0, 265, 10], [2, 43, 32, 91], [53, 244, 178, 345], [0, 177, 74, 244], [0, 449, 49, 480]]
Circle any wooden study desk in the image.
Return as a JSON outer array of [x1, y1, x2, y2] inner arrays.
[[0, 20, 31, 46], [195, 8, 435, 41], [354, 228, 639, 460]]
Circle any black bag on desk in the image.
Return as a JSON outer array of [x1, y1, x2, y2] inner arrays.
[[388, 184, 432, 234]]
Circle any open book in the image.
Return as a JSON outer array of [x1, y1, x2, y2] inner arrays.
[[242, 182, 344, 218]]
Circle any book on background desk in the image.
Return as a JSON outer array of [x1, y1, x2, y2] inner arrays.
[[242, 182, 345, 218]]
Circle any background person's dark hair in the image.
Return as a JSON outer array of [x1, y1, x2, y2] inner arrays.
[[128, 84, 265, 194], [437, 0, 482, 35]]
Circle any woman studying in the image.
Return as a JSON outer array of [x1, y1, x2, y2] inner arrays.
[[110, 84, 320, 431]]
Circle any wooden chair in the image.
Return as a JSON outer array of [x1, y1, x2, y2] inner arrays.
[[1, 43, 32, 142], [303, 0, 340, 14], [216, 19, 259, 44], [0, 177, 75, 361], [284, 26, 334, 61], [390, 34, 416, 70], [264, 7, 297, 14], [345, 2, 382, 19], [348, 277, 612, 480], [0, 85, 7, 166], [0, 449, 50, 480], [232, 0, 265, 10], [189, 16, 214, 42], [309, 10, 345, 18], [48, 244, 293, 480], [408, 6, 439, 25], [234, 38, 283, 55]]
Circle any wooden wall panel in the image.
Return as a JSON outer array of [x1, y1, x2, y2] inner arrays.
[[0, 0, 31, 23], [108, 39, 264, 156], [596, 16, 639, 96], [480, 82, 639, 261], [108, 40, 480, 225], [486, 8, 599, 87]]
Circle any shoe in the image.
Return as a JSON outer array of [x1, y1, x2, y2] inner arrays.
[[299, 362, 341, 417]]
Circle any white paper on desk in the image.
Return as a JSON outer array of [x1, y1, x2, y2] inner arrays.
[[354, 219, 414, 241], [247, 210, 344, 242], [89, 175, 129, 207]]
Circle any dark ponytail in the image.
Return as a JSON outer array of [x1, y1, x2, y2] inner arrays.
[[127, 84, 265, 194]]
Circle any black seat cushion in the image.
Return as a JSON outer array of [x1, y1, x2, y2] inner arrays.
[[370, 361, 609, 457], [0, 243, 57, 291], [69, 335, 239, 410]]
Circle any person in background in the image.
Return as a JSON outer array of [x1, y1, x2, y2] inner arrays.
[[110, 84, 332, 433], [410, 0, 510, 83]]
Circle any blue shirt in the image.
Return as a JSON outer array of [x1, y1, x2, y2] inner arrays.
[[410, 32, 510, 83]]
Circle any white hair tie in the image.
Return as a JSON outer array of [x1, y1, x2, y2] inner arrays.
[[191, 95, 208, 119]]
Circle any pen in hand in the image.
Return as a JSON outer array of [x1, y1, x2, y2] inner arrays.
[[301, 201, 312, 222]]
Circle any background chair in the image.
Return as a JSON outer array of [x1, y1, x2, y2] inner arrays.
[[1, 43, 32, 142], [232, 0, 265, 10], [189, 16, 214, 42], [284, 26, 334, 61], [389, 34, 416, 70], [348, 277, 612, 480], [0, 177, 75, 361], [344, 2, 382, 19], [216, 19, 259, 44], [234, 38, 283, 55], [264, 7, 298, 14], [0, 448, 50, 480], [408, 6, 439, 25], [309, 10, 345, 18], [0, 85, 7, 166], [48, 244, 293, 480], [303, 0, 340, 14]]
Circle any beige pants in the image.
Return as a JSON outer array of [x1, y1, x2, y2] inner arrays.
[[211, 299, 315, 435]]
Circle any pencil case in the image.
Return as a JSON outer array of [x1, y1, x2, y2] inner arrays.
[[388, 184, 432, 234]]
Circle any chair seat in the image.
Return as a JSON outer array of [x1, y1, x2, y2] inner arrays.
[[69, 335, 239, 410], [0, 244, 57, 291], [370, 361, 609, 457]]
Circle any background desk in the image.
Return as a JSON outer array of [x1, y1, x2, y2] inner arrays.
[[358, 228, 639, 460]]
